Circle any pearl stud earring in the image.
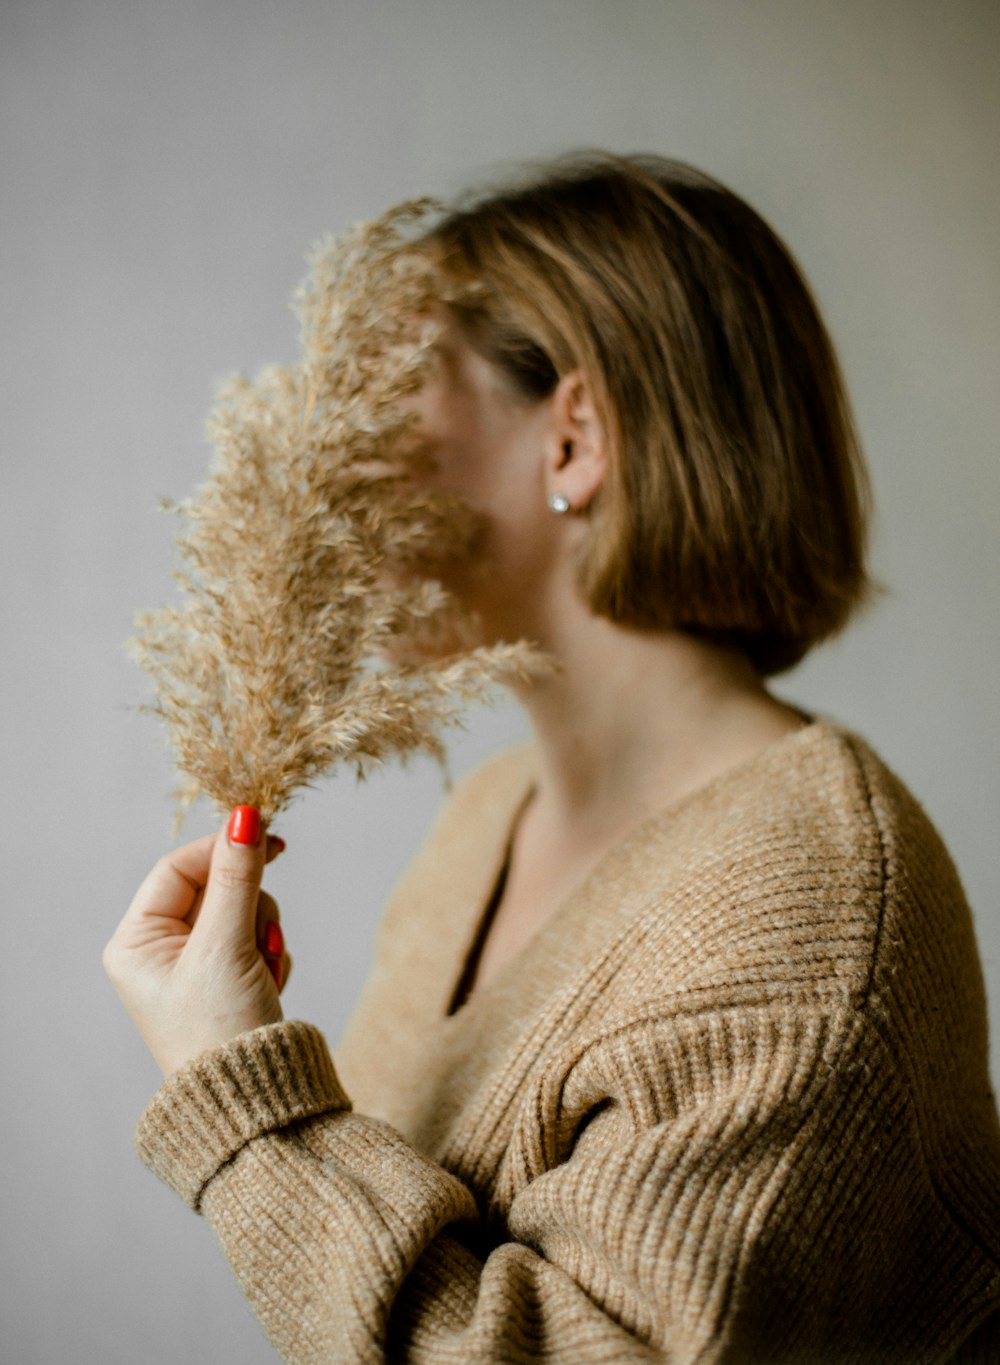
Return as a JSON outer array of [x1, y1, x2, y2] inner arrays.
[[548, 493, 571, 514]]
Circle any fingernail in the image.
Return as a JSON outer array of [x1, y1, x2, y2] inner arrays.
[[269, 835, 286, 855], [265, 921, 284, 957], [228, 805, 261, 846]]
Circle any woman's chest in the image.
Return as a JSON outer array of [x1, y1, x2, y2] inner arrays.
[[459, 794, 633, 1005], [462, 874, 568, 1000]]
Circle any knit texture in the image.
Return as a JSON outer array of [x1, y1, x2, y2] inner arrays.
[[135, 720, 1000, 1362]]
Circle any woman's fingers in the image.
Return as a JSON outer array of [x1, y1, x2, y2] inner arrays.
[[120, 833, 217, 931], [259, 837, 287, 987], [253, 891, 285, 988], [187, 833, 285, 933], [105, 810, 290, 1075], [264, 923, 285, 990], [116, 819, 286, 946]]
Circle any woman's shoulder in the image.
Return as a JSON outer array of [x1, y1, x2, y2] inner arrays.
[[783, 717, 972, 946], [597, 716, 977, 1016], [695, 714, 961, 898]]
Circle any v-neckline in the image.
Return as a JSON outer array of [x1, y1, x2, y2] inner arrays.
[[440, 713, 822, 1025], [445, 781, 536, 1017]]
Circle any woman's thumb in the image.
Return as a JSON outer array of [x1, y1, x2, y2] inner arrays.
[[193, 806, 266, 945]]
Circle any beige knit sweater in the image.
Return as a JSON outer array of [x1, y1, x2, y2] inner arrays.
[[135, 720, 1000, 1362]]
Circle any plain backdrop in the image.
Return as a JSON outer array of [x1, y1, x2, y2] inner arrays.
[[2, 1, 998, 1361]]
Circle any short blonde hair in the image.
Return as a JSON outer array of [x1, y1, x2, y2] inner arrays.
[[427, 152, 874, 675]]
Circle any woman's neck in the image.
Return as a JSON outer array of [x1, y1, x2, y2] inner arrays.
[[510, 604, 806, 851]]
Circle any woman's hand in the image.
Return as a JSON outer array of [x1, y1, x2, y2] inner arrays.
[[103, 807, 291, 1078]]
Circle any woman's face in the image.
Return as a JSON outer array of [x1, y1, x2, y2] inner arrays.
[[406, 320, 564, 639]]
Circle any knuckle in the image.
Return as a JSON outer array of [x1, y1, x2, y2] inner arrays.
[[101, 940, 121, 979], [213, 863, 259, 894]]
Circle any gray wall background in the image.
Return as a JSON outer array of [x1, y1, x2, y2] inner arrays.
[[2, 2, 998, 1361]]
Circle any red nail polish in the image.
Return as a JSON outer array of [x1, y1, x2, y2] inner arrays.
[[265, 921, 284, 958], [228, 806, 261, 846], [269, 835, 286, 854]]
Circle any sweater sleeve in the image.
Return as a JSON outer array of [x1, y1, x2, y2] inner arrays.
[[134, 1011, 994, 1363]]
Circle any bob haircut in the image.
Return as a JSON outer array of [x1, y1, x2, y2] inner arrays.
[[425, 152, 874, 676]]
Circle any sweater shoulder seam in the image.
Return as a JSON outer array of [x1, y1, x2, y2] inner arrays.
[[833, 731, 891, 1008]]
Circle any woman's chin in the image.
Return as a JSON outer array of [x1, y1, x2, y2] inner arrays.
[[379, 613, 489, 669]]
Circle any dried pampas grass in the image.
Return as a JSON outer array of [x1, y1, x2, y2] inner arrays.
[[129, 201, 545, 830]]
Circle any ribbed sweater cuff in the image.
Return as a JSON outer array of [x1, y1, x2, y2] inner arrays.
[[134, 1021, 349, 1211]]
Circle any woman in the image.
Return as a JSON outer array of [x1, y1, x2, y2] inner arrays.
[[104, 154, 1000, 1362]]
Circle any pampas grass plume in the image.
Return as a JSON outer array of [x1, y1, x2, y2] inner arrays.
[[129, 201, 545, 830]]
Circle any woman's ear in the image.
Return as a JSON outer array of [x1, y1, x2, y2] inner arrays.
[[544, 370, 607, 513]]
